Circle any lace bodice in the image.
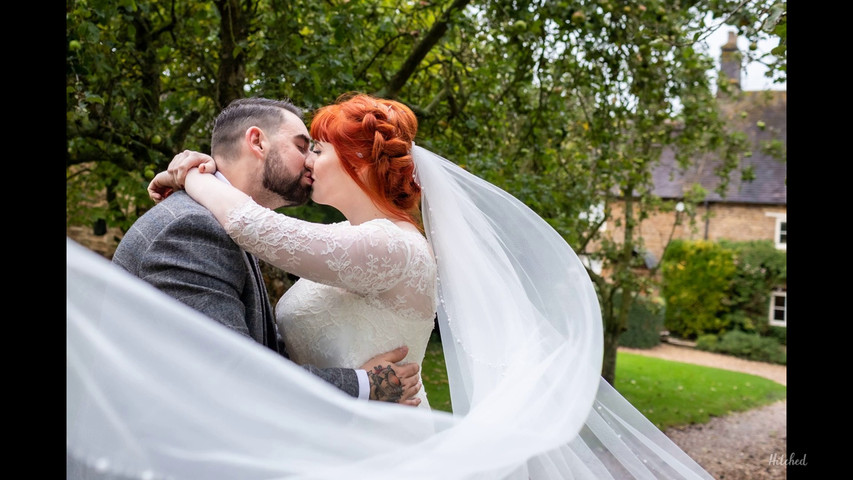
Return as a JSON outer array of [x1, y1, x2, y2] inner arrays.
[[225, 200, 437, 408]]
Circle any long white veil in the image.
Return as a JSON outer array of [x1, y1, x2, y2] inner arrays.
[[66, 145, 713, 479]]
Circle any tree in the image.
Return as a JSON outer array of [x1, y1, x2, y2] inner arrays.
[[418, 0, 786, 384], [67, 0, 786, 384]]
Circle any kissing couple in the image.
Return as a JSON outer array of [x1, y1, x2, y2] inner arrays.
[[67, 93, 714, 479]]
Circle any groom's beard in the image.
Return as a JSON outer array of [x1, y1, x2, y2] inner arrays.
[[263, 148, 312, 206]]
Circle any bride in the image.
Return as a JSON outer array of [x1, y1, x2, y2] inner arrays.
[[67, 93, 714, 479]]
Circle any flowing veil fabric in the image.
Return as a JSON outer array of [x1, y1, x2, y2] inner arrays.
[[67, 145, 713, 479], [413, 145, 713, 479]]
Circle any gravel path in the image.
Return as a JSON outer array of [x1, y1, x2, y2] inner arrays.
[[619, 344, 787, 480]]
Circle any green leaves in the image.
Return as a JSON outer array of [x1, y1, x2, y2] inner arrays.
[[67, 0, 786, 380]]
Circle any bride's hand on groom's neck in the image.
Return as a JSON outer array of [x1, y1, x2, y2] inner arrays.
[[361, 346, 422, 407]]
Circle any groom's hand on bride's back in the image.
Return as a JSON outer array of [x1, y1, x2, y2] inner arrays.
[[360, 346, 422, 407]]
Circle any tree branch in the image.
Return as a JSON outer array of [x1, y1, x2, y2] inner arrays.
[[356, 32, 413, 81], [374, 0, 472, 99]]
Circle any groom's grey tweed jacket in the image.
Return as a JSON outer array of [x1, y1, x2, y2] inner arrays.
[[112, 191, 360, 397]]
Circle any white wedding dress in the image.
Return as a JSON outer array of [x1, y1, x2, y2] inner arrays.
[[225, 200, 437, 408]]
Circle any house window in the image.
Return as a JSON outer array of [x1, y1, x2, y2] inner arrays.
[[765, 212, 786, 250], [777, 220, 786, 248], [769, 289, 786, 327]]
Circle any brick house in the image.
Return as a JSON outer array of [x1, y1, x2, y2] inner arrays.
[[606, 32, 787, 328]]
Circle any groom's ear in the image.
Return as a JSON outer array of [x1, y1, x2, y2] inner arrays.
[[245, 126, 266, 159]]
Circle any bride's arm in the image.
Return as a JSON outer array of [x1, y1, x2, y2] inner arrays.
[[148, 150, 218, 203], [148, 150, 248, 226], [224, 200, 419, 296], [183, 168, 252, 228], [153, 153, 423, 295]]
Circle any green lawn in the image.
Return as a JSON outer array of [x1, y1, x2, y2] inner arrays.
[[421, 335, 786, 430], [421, 332, 453, 412]]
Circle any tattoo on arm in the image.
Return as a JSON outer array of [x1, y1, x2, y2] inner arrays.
[[367, 365, 403, 402]]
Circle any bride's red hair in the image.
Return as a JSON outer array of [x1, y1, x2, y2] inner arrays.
[[309, 93, 422, 231]]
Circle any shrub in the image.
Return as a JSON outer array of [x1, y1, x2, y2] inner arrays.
[[695, 334, 719, 350], [719, 240, 787, 337], [661, 240, 736, 338], [619, 295, 665, 349], [720, 310, 769, 335], [766, 326, 787, 346], [661, 239, 786, 340], [696, 330, 786, 365]]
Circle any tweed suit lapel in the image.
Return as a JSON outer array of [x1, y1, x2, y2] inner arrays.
[[245, 251, 278, 351]]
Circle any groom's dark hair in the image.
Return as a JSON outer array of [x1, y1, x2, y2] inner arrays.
[[211, 97, 304, 159]]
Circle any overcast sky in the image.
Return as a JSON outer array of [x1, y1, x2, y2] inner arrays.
[[702, 25, 786, 92]]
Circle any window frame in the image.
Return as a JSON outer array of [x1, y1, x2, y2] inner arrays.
[[768, 289, 787, 327], [765, 212, 786, 250]]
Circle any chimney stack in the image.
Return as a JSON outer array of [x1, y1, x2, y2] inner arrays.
[[719, 31, 742, 95]]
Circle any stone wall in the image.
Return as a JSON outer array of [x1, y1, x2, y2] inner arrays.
[[607, 201, 786, 262]]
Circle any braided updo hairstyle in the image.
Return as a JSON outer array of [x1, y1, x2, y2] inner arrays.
[[309, 93, 422, 231]]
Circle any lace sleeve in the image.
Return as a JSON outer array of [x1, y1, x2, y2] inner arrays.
[[224, 199, 423, 296]]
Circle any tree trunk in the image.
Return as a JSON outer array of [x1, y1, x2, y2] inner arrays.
[[601, 312, 622, 385], [216, 0, 251, 109]]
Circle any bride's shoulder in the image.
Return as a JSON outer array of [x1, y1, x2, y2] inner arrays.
[[366, 219, 427, 242], [383, 219, 424, 236], [393, 220, 423, 236]]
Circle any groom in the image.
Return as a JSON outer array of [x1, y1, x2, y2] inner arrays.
[[113, 97, 420, 406]]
